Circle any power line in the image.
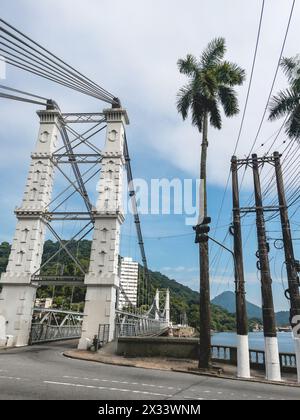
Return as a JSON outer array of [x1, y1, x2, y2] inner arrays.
[[213, 0, 265, 242], [246, 0, 296, 158]]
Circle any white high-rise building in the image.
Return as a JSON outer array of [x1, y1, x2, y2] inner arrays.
[[119, 257, 139, 309]]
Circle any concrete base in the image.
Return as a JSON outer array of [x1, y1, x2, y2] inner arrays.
[[78, 284, 117, 350], [264, 336, 282, 382], [0, 283, 37, 347], [237, 334, 251, 379], [293, 337, 300, 383]]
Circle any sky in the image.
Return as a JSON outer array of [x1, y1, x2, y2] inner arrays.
[[1, 0, 300, 311]]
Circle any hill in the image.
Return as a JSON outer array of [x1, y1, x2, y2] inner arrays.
[[0, 240, 236, 332], [146, 270, 236, 332], [212, 291, 290, 327]]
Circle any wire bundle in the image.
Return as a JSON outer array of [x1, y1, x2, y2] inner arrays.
[[0, 18, 118, 105]]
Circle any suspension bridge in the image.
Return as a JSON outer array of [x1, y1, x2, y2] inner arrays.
[[0, 18, 171, 349]]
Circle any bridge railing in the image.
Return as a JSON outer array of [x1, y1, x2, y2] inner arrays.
[[212, 344, 297, 373], [30, 308, 83, 344], [115, 310, 168, 338]]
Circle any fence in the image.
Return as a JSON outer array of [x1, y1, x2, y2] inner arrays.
[[30, 308, 83, 344], [212, 344, 297, 373], [115, 310, 168, 338]]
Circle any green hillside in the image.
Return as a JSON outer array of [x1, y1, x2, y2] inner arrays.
[[0, 240, 237, 332]]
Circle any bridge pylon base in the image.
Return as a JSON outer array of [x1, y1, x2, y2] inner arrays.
[[78, 282, 118, 350], [0, 280, 38, 347]]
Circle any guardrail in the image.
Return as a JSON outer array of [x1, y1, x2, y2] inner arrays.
[[212, 344, 297, 373]]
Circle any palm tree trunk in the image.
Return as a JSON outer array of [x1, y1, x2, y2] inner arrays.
[[198, 112, 212, 369]]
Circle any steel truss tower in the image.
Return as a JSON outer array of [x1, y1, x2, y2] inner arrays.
[[0, 102, 129, 347]]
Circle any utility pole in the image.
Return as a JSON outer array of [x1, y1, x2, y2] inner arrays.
[[252, 153, 281, 381], [231, 156, 250, 378], [194, 216, 211, 369], [274, 151, 300, 382]]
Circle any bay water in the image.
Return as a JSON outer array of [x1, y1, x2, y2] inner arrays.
[[212, 331, 295, 353]]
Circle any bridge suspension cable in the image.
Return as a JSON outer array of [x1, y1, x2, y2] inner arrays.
[[0, 83, 49, 106], [0, 18, 118, 105], [123, 133, 151, 307]]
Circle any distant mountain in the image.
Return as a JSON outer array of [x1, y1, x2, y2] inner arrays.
[[212, 291, 290, 327]]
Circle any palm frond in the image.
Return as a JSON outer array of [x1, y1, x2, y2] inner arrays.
[[191, 94, 205, 131], [177, 54, 198, 76], [281, 57, 298, 83], [208, 100, 222, 129], [201, 37, 226, 69], [286, 104, 300, 139], [176, 84, 193, 120], [268, 88, 299, 121], [215, 61, 245, 86], [198, 70, 218, 98], [218, 86, 239, 117]]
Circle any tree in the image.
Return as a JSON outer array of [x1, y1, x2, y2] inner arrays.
[[269, 56, 300, 138], [176, 38, 245, 368]]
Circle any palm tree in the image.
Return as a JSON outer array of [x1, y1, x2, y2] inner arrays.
[[177, 38, 245, 369], [269, 56, 300, 138]]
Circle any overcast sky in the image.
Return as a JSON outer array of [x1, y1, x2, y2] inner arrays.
[[1, 0, 299, 310]]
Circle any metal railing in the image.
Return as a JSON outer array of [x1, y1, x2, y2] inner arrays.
[[115, 310, 168, 338], [30, 308, 83, 344], [98, 324, 110, 347], [212, 344, 297, 372]]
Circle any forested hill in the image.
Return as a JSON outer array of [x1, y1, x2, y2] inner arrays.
[[0, 240, 237, 331]]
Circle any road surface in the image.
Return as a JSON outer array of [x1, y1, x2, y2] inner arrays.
[[0, 340, 299, 400]]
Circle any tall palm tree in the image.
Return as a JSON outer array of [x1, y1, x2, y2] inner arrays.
[[269, 56, 300, 138], [177, 38, 245, 369]]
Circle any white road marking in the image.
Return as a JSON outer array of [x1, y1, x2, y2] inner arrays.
[[63, 375, 181, 391], [0, 375, 26, 381], [44, 381, 173, 397]]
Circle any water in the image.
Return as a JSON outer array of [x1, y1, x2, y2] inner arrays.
[[212, 331, 295, 353]]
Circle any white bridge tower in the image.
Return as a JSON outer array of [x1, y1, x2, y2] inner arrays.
[[78, 107, 129, 349], [0, 109, 60, 346]]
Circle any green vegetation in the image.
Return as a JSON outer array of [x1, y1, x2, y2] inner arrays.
[[145, 270, 236, 332], [0, 242, 10, 273], [269, 56, 300, 138], [0, 240, 238, 332]]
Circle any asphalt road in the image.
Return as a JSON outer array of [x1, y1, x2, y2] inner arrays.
[[0, 340, 299, 400]]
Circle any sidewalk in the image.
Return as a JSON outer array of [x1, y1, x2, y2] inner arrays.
[[64, 344, 299, 387]]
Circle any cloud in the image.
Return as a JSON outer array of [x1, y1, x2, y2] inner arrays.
[[161, 265, 198, 273], [2, 0, 299, 186]]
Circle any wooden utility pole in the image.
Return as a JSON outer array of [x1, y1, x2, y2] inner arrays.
[[252, 153, 281, 381], [273, 151, 300, 322], [274, 151, 300, 382], [231, 156, 250, 378]]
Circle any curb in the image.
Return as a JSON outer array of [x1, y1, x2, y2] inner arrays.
[[171, 368, 300, 388], [63, 351, 171, 372], [63, 351, 300, 387]]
